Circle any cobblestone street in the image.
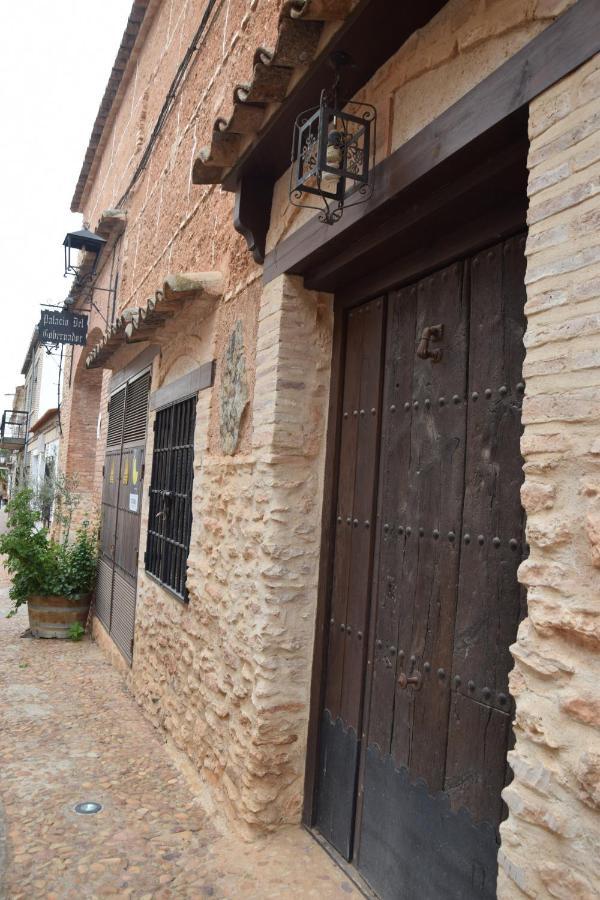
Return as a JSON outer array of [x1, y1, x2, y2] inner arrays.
[[0, 531, 358, 899]]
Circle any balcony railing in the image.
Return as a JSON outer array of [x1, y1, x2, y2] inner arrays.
[[0, 410, 28, 449]]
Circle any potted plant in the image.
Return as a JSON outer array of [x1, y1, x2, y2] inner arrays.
[[0, 487, 97, 638]]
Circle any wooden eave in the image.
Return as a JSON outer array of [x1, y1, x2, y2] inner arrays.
[[86, 272, 223, 369], [193, 0, 450, 193]]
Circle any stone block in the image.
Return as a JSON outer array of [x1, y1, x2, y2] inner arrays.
[[526, 517, 572, 547], [520, 481, 556, 512], [529, 88, 572, 139], [575, 752, 600, 810], [585, 512, 600, 568], [560, 694, 600, 727], [538, 862, 597, 900]]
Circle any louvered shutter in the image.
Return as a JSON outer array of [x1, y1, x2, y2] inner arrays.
[[97, 369, 151, 663]]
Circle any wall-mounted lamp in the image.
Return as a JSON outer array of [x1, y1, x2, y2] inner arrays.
[[63, 226, 107, 285], [289, 51, 376, 225]]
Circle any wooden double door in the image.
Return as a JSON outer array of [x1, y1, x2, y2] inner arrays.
[[97, 370, 151, 663], [315, 234, 527, 899]]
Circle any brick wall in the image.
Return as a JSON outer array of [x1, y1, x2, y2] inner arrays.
[[57, 333, 109, 530], [498, 53, 600, 899]]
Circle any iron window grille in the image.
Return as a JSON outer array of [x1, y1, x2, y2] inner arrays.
[[145, 395, 197, 601]]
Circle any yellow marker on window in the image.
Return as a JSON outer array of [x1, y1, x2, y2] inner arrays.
[[123, 458, 129, 485], [132, 456, 138, 485]]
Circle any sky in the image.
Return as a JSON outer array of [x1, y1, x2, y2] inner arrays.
[[0, 1, 132, 408]]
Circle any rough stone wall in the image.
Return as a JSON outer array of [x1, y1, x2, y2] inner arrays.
[[498, 53, 600, 899], [130, 275, 333, 833], [268, 0, 577, 250]]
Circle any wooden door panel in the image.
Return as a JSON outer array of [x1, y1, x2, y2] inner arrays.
[[316, 297, 385, 860], [393, 263, 469, 788], [452, 235, 527, 712], [324, 307, 365, 719], [365, 283, 416, 757], [97, 373, 150, 664], [340, 299, 385, 728], [367, 261, 469, 788], [354, 235, 526, 899], [101, 449, 122, 562], [444, 692, 511, 824], [114, 445, 145, 582]]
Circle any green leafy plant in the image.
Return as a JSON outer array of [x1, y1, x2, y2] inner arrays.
[[0, 487, 98, 616], [29, 470, 80, 537], [54, 521, 98, 598], [51, 472, 81, 543], [67, 622, 85, 641]]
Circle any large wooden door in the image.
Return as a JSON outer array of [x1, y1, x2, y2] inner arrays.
[[97, 370, 151, 663], [315, 234, 527, 899]]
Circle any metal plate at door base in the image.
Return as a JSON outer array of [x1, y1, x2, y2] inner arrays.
[[358, 744, 499, 900], [315, 709, 360, 862]]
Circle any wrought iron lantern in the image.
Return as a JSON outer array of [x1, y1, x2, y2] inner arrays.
[[63, 226, 107, 283], [289, 52, 376, 225]]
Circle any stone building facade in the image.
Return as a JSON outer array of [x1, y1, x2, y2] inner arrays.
[[58, 0, 599, 896]]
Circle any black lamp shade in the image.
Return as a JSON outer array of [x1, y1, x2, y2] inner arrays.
[[63, 227, 107, 280]]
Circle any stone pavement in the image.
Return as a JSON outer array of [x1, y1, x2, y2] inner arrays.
[[0, 552, 359, 898]]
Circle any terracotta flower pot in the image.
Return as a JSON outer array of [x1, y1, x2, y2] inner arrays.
[[27, 594, 91, 639]]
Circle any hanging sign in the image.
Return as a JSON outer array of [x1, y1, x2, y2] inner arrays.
[[38, 310, 88, 346]]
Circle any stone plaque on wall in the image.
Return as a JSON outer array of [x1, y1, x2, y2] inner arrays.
[[220, 319, 249, 455]]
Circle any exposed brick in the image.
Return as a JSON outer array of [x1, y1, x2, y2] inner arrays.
[[506, 53, 600, 899], [524, 313, 600, 347]]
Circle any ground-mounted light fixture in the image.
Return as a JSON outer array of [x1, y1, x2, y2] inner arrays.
[[63, 226, 107, 285], [289, 51, 376, 225], [73, 801, 103, 815]]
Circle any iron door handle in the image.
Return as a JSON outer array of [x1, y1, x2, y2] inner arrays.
[[398, 671, 422, 690], [416, 324, 443, 362]]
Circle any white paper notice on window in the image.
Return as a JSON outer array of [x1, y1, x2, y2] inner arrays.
[[129, 493, 139, 513]]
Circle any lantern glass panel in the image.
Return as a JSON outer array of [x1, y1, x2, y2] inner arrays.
[[320, 105, 371, 192], [293, 107, 325, 198]]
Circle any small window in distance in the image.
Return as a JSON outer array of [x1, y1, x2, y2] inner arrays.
[[145, 395, 197, 601]]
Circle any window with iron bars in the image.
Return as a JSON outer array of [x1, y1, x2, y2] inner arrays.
[[145, 395, 196, 601]]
